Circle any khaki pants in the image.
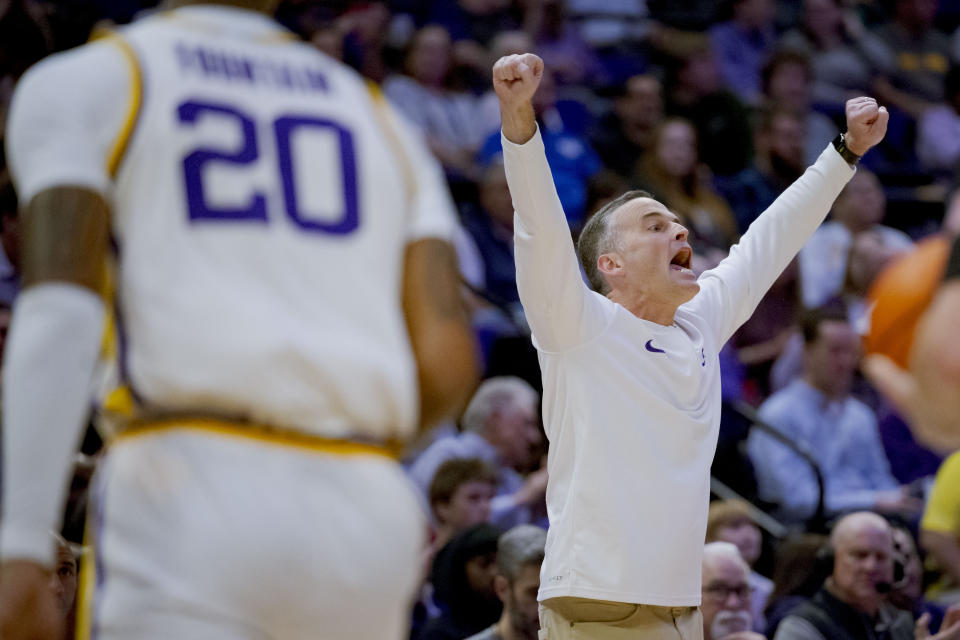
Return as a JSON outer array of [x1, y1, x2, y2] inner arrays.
[[539, 597, 704, 640]]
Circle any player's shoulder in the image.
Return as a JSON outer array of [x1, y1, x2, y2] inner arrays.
[[11, 35, 132, 128]]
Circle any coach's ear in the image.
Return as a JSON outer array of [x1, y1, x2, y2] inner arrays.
[[597, 252, 622, 283]]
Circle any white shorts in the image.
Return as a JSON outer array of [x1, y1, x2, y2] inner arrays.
[[78, 423, 425, 640]]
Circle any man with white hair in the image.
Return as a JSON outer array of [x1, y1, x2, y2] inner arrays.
[[409, 377, 546, 528], [492, 51, 888, 639], [701, 542, 766, 640]]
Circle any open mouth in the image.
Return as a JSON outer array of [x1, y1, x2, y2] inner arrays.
[[670, 247, 692, 271]]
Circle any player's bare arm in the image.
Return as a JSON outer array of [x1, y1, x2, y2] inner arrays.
[[493, 53, 543, 145], [0, 187, 109, 640], [403, 238, 478, 431]]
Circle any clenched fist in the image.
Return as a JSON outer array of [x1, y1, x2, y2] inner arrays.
[[493, 53, 544, 108], [843, 97, 889, 156]]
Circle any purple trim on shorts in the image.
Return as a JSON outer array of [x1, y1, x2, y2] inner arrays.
[[91, 464, 109, 640]]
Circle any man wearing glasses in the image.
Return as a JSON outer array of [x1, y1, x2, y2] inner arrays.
[[701, 542, 765, 640]]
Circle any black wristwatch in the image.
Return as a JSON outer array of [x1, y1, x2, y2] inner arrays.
[[832, 133, 861, 165]]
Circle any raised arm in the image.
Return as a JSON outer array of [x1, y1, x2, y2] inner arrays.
[[494, 54, 607, 351], [688, 98, 888, 345]]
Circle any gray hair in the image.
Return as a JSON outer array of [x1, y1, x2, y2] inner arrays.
[[702, 541, 750, 574], [497, 525, 547, 581], [577, 190, 652, 294], [461, 376, 537, 434]]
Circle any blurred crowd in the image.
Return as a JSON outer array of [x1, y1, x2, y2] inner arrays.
[[3, 0, 960, 639]]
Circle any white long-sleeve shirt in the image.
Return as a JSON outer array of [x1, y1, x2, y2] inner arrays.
[[503, 128, 854, 606]]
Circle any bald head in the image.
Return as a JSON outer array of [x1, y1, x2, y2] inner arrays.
[[830, 511, 891, 549], [829, 512, 894, 616]]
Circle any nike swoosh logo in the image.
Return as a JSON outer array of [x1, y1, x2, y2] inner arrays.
[[645, 339, 666, 354]]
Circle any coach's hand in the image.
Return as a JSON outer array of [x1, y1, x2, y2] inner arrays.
[[493, 53, 543, 145], [843, 97, 889, 157], [0, 560, 63, 640]]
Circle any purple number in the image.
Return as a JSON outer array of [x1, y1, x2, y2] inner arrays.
[[275, 116, 359, 235], [178, 101, 268, 223]]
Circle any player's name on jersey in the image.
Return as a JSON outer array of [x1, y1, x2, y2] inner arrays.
[[176, 43, 329, 93]]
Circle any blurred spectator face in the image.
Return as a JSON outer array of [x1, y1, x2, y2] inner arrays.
[[897, 0, 938, 31], [499, 563, 541, 640], [655, 120, 698, 179], [832, 515, 895, 612], [531, 68, 557, 115], [768, 112, 805, 172], [734, 0, 775, 29], [489, 30, 534, 63], [465, 550, 499, 599], [460, 0, 511, 15], [486, 396, 541, 470], [407, 26, 452, 87], [768, 61, 812, 110], [833, 170, 886, 230], [436, 480, 495, 530], [480, 164, 515, 229], [804, 319, 859, 395], [679, 49, 721, 96], [847, 230, 905, 294], [311, 26, 344, 60], [701, 548, 753, 640], [50, 538, 77, 616], [713, 518, 763, 566], [803, 0, 843, 42], [891, 527, 923, 602], [616, 75, 664, 129]]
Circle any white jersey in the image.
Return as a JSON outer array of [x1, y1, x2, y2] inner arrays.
[[503, 129, 855, 606], [7, 6, 457, 443]]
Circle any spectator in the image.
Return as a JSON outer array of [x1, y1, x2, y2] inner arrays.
[[462, 162, 523, 314], [523, 0, 605, 89], [409, 377, 546, 529], [747, 307, 918, 526], [50, 533, 77, 622], [709, 0, 777, 105], [590, 73, 664, 179], [921, 449, 960, 606], [715, 107, 805, 232], [763, 534, 830, 637], [465, 525, 546, 640], [889, 524, 948, 632], [798, 169, 913, 309], [761, 50, 838, 166], [873, 0, 952, 120], [563, 0, 652, 83], [665, 43, 754, 176], [778, 0, 888, 119], [701, 541, 765, 639], [424, 523, 503, 640], [384, 24, 488, 182], [917, 65, 960, 176], [425, 0, 520, 47], [707, 500, 774, 633], [634, 117, 739, 253], [773, 512, 915, 640], [477, 67, 602, 229], [0, 174, 19, 305], [429, 458, 499, 551]]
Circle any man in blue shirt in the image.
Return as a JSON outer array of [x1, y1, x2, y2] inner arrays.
[[747, 306, 921, 525]]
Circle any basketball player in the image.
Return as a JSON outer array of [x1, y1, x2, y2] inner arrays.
[[0, 1, 477, 639], [493, 53, 888, 639]]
